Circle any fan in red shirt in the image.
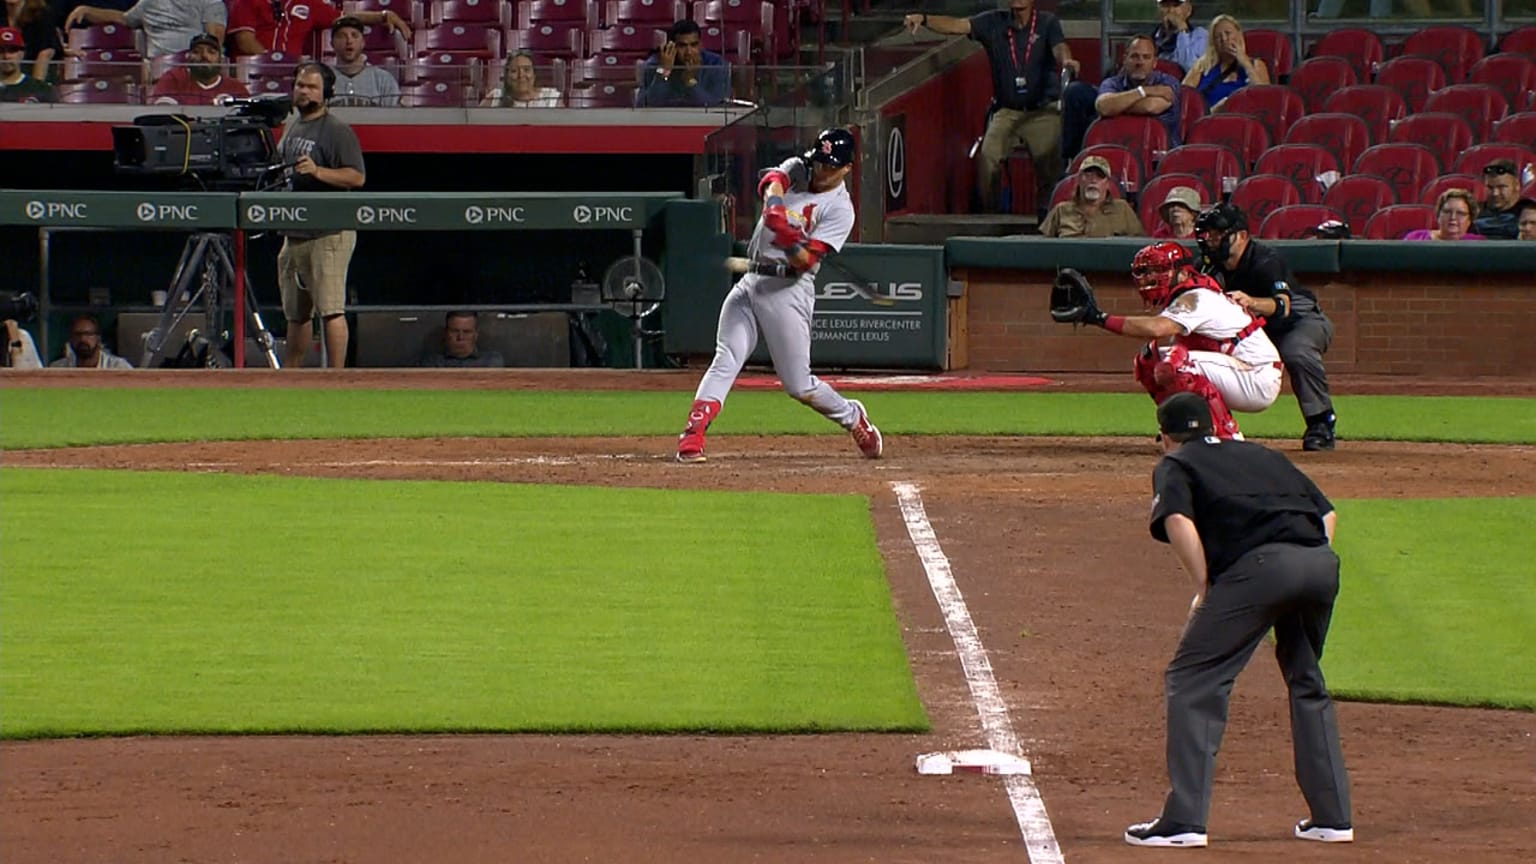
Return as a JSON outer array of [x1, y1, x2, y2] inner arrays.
[[227, 0, 410, 58], [151, 33, 250, 105]]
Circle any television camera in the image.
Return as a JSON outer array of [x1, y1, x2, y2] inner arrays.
[[111, 95, 293, 190]]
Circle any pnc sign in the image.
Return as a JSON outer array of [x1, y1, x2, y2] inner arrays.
[[464, 205, 527, 225], [136, 202, 200, 222], [246, 204, 308, 223], [24, 200, 89, 221], [572, 204, 635, 225], [356, 205, 417, 224]]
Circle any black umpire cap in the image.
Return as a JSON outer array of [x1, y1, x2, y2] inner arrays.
[[1158, 393, 1214, 436]]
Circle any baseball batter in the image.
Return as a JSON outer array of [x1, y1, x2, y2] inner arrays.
[[674, 128, 883, 463]]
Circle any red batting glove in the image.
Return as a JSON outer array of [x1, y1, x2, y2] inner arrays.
[[763, 206, 806, 249]]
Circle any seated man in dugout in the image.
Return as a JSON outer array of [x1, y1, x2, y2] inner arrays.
[[1039, 155, 1143, 238], [419, 311, 504, 369], [49, 314, 134, 369]]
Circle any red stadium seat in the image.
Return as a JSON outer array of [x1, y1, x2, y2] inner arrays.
[[66, 22, 139, 54], [1287, 56, 1357, 114], [1178, 85, 1207, 143], [695, 22, 752, 65], [400, 80, 468, 106], [1322, 174, 1397, 234], [1284, 113, 1372, 177], [1243, 29, 1294, 80], [1229, 173, 1300, 232], [505, 24, 582, 58], [1213, 85, 1305, 144], [1048, 175, 1077, 211], [1253, 143, 1340, 204], [61, 50, 141, 83], [1374, 56, 1447, 113], [1156, 58, 1184, 79], [1187, 114, 1271, 169], [1354, 143, 1440, 205], [406, 51, 479, 86], [567, 82, 635, 107], [1502, 25, 1536, 59], [1452, 143, 1536, 177], [1137, 172, 1211, 234], [346, 0, 424, 27], [146, 51, 188, 83], [415, 23, 502, 58], [606, 0, 685, 26], [1083, 116, 1171, 178], [324, 20, 410, 59], [573, 52, 645, 85], [1070, 144, 1143, 192], [234, 51, 301, 85], [1155, 144, 1244, 196], [1424, 84, 1510, 143], [694, 0, 772, 34], [1493, 112, 1536, 147], [1362, 204, 1435, 239], [1322, 86, 1407, 145], [430, 0, 507, 26], [1387, 113, 1473, 173], [57, 78, 138, 103], [1467, 54, 1536, 114], [520, 0, 598, 26], [1309, 27, 1383, 80], [1258, 204, 1343, 239], [587, 23, 663, 55], [1401, 25, 1485, 84], [1418, 173, 1488, 207]]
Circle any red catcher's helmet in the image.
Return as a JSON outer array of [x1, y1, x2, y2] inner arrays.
[[1132, 241, 1195, 307]]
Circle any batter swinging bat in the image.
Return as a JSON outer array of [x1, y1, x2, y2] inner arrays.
[[724, 256, 897, 307]]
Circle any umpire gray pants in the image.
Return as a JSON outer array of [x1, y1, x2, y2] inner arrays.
[[1160, 542, 1351, 829], [1274, 314, 1334, 419]]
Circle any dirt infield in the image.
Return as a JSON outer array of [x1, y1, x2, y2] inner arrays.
[[3, 370, 1534, 864]]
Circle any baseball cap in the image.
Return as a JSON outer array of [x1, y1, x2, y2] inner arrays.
[[187, 32, 221, 52], [1159, 186, 1202, 215], [0, 27, 25, 49], [1157, 392, 1214, 436], [1079, 155, 1112, 177]]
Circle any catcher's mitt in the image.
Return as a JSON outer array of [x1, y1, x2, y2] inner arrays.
[[1049, 268, 1107, 327]]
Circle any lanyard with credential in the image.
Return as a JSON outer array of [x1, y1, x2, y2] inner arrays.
[[1006, 11, 1039, 91]]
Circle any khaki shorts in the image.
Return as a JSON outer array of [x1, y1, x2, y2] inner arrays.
[[278, 230, 356, 321]]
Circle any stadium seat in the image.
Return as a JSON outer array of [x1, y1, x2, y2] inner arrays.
[[587, 23, 663, 56], [1287, 56, 1357, 114], [66, 22, 139, 54], [1452, 143, 1536, 177], [695, 22, 752, 65], [1048, 175, 1078, 211], [1374, 56, 1448, 113], [1502, 25, 1536, 59], [234, 51, 301, 86], [1362, 204, 1435, 239], [573, 52, 646, 85], [406, 52, 480, 87], [1070, 144, 1142, 192], [1243, 29, 1294, 80], [1401, 25, 1485, 84], [430, 0, 507, 26], [415, 24, 502, 58], [1424, 84, 1511, 143], [1253, 143, 1340, 204], [606, 0, 685, 26], [1322, 85, 1407, 145], [1467, 54, 1536, 114], [567, 82, 635, 107], [1213, 85, 1305, 144], [1083, 116, 1171, 178], [1308, 27, 1383, 80], [1418, 173, 1487, 207], [1322, 174, 1397, 234], [61, 50, 141, 83], [694, 0, 772, 35], [1257, 204, 1342, 239], [1137, 172, 1211, 234], [1387, 113, 1474, 172], [1229, 173, 1300, 232], [1155, 144, 1244, 196], [1283, 113, 1372, 177], [1156, 58, 1184, 79], [57, 79, 138, 103], [1187, 114, 1271, 169], [322, 23, 409, 61], [505, 24, 581, 58], [1178, 85, 1206, 142], [1354, 143, 1440, 205], [520, 0, 598, 27], [400, 80, 469, 106], [346, 0, 424, 28], [146, 51, 188, 83], [1493, 112, 1536, 147]]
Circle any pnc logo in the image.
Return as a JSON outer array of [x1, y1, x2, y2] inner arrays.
[[466, 205, 526, 224], [246, 204, 266, 223], [359, 205, 417, 224], [25, 200, 88, 220], [356, 205, 376, 224], [137, 202, 199, 222], [247, 204, 309, 223], [572, 205, 592, 223], [137, 203, 157, 221], [573, 205, 634, 225]]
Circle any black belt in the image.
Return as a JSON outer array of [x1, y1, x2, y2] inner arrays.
[[744, 261, 799, 278]]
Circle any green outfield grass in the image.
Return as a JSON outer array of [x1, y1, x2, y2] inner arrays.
[[2, 389, 1534, 449], [1327, 498, 1536, 711], [0, 468, 927, 739]]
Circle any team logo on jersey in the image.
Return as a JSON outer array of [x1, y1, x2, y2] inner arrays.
[[291, 3, 310, 18]]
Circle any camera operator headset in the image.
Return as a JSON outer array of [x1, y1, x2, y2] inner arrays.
[[274, 60, 366, 369]]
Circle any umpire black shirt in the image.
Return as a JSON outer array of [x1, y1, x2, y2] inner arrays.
[[1204, 240, 1324, 338], [1150, 438, 1333, 579], [969, 9, 1065, 112]]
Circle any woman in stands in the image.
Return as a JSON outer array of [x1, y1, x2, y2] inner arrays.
[[1404, 188, 1485, 241], [1182, 15, 1269, 110], [482, 51, 563, 108]]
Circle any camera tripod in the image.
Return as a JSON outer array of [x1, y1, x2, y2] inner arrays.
[[141, 232, 280, 369]]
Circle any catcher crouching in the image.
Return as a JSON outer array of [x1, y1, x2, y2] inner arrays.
[[1050, 241, 1282, 439]]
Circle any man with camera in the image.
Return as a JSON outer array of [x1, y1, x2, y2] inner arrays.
[[277, 61, 364, 369]]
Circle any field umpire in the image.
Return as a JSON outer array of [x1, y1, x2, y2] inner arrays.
[[1196, 203, 1337, 450], [1124, 392, 1353, 849]]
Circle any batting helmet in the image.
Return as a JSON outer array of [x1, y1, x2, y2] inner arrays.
[[806, 128, 856, 167], [1131, 241, 1195, 307]]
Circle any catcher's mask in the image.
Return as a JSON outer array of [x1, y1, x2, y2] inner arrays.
[[1195, 202, 1248, 263], [1131, 241, 1194, 307]]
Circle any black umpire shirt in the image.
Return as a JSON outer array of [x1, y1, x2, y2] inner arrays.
[[969, 9, 1065, 112], [1150, 438, 1333, 579], [1204, 240, 1323, 338]]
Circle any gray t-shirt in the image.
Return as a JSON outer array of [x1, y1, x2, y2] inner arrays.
[[278, 110, 366, 238], [122, 0, 227, 58], [332, 64, 401, 107]]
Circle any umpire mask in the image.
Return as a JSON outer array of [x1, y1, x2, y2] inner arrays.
[[1195, 203, 1247, 263]]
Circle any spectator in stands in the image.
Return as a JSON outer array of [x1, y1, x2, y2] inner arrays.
[[1516, 199, 1536, 241], [226, 0, 410, 59], [4, 0, 61, 82], [49, 314, 134, 369], [150, 32, 248, 104], [1151, 0, 1207, 74], [328, 16, 398, 107], [3, 318, 42, 369], [1183, 15, 1269, 110], [902, 0, 1079, 215], [277, 61, 365, 370], [1404, 188, 1484, 241], [636, 19, 727, 108], [1152, 185, 1202, 239], [65, 0, 225, 59], [1062, 34, 1181, 165], [0, 26, 51, 101], [1040, 155, 1142, 237], [482, 50, 562, 108], [420, 311, 505, 368], [1472, 160, 1523, 240]]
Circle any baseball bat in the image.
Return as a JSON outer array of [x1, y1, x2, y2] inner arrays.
[[723, 256, 896, 307]]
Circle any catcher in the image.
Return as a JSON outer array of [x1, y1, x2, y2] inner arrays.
[[1051, 241, 1282, 439]]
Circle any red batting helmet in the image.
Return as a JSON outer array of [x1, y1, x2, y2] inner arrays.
[[1131, 241, 1195, 307]]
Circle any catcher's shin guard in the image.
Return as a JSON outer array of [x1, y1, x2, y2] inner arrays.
[[1135, 352, 1242, 440], [676, 398, 721, 463]]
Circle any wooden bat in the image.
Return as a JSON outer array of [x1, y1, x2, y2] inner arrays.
[[723, 257, 896, 307]]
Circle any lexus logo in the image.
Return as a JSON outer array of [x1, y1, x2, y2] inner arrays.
[[464, 205, 484, 224], [246, 204, 266, 223], [886, 125, 906, 201], [24, 201, 45, 219], [572, 205, 593, 224], [136, 202, 158, 221], [356, 205, 376, 224]]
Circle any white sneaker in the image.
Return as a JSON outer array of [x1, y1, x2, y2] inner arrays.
[[1295, 819, 1353, 842]]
